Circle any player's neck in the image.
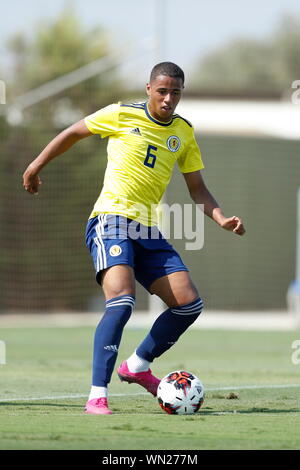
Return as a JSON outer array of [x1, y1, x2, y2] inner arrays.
[[146, 102, 173, 123]]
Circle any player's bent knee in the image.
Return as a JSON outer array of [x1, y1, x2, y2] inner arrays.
[[106, 291, 135, 302], [100, 265, 135, 301]]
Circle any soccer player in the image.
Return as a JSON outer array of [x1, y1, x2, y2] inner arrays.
[[23, 62, 245, 415]]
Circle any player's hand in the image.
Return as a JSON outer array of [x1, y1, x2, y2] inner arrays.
[[220, 216, 245, 236], [23, 169, 42, 195]]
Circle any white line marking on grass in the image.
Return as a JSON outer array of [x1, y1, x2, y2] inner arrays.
[[0, 383, 300, 403], [207, 384, 300, 392], [0, 392, 147, 402]]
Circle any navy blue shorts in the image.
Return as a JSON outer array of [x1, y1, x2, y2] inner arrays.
[[85, 214, 188, 291]]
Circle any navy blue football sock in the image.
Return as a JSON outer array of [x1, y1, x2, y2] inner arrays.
[[92, 295, 135, 386], [136, 297, 203, 362]]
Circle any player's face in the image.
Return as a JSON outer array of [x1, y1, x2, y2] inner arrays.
[[146, 75, 184, 122]]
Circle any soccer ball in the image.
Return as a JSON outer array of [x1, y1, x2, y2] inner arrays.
[[157, 370, 205, 415]]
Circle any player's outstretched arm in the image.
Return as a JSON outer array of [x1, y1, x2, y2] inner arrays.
[[183, 170, 245, 236], [23, 119, 92, 195]]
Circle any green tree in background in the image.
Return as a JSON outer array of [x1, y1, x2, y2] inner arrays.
[[7, 5, 122, 114], [0, 6, 124, 312], [192, 15, 300, 95]]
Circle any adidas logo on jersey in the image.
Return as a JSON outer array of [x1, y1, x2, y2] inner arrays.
[[130, 127, 142, 136], [104, 345, 118, 353]]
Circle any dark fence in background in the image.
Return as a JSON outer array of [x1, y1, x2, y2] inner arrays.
[[168, 134, 299, 310], [0, 118, 298, 312]]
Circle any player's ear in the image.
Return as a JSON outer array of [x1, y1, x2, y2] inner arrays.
[[146, 83, 151, 96]]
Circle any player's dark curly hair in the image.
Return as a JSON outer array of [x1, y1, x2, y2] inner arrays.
[[150, 62, 185, 84]]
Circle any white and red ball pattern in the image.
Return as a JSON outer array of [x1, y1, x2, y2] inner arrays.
[[157, 370, 205, 415]]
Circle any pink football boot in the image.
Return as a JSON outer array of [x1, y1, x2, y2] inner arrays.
[[117, 360, 160, 397], [84, 397, 112, 415]]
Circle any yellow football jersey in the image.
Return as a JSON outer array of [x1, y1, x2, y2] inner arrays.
[[84, 102, 204, 226]]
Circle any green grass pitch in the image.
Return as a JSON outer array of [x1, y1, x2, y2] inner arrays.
[[0, 325, 300, 450]]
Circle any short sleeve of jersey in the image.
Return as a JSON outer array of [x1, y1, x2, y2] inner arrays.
[[84, 103, 119, 138], [177, 128, 204, 173]]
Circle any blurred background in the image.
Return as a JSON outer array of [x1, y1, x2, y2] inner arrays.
[[1, 0, 300, 324]]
